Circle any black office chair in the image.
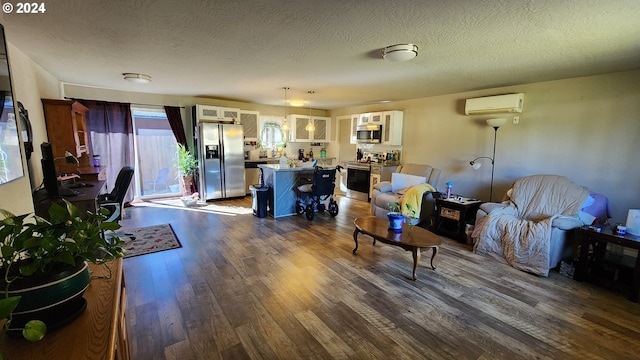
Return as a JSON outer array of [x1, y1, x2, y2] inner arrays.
[[99, 166, 134, 223]]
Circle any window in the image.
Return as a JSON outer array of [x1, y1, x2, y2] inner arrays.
[[259, 115, 286, 150]]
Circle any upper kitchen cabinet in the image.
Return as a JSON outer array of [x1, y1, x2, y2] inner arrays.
[[358, 112, 382, 125], [311, 116, 330, 142], [288, 114, 330, 142], [382, 110, 403, 145], [288, 114, 312, 142], [195, 104, 240, 123], [350, 114, 359, 144], [41, 99, 91, 173], [240, 110, 259, 141]]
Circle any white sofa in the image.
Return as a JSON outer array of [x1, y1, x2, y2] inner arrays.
[[370, 164, 441, 224]]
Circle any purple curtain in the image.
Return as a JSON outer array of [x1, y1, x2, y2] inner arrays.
[[164, 106, 197, 193], [164, 106, 187, 149], [77, 100, 135, 204]]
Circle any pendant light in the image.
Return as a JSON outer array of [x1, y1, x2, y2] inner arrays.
[[281, 87, 290, 132], [305, 90, 315, 132]]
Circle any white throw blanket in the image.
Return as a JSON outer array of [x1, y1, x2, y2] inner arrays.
[[474, 205, 556, 276], [473, 175, 589, 276]]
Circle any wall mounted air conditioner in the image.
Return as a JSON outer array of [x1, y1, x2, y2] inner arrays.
[[465, 93, 524, 115]]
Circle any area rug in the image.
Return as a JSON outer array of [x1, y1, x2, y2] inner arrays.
[[118, 223, 182, 258]]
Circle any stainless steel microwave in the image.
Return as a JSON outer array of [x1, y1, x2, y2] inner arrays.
[[356, 124, 382, 143]]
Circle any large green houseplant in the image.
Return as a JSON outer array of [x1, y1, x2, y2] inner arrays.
[[0, 200, 125, 351], [175, 143, 198, 196]]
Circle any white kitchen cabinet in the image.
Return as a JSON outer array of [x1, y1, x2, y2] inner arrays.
[[311, 116, 330, 142], [358, 113, 370, 125], [288, 114, 330, 142], [289, 114, 312, 142], [350, 114, 359, 144], [195, 104, 240, 122], [240, 110, 259, 141], [382, 110, 403, 145], [358, 112, 383, 125], [370, 112, 383, 124]]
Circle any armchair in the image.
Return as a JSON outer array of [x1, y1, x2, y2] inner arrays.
[[99, 166, 134, 222], [472, 174, 609, 276], [370, 164, 441, 224]]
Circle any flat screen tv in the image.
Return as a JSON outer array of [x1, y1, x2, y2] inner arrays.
[[40, 142, 59, 197]]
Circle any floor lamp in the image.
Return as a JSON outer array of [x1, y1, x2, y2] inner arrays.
[[469, 118, 506, 202]]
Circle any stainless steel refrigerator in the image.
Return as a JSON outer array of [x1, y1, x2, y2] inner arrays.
[[198, 123, 246, 200]]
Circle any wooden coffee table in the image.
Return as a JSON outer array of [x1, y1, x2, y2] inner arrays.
[[353, 216, 442, 280]]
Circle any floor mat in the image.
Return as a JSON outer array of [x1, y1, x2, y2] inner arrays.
[[116, 223, 182, 258]]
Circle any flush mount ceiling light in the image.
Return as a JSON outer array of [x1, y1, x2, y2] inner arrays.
[[123, 73, 151, 83], [382, 44, 418, 62], [289, 100, 305, 107]]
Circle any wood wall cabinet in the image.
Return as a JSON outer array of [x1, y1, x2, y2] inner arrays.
[[42, 99, 90, 173], [1, 259, 130, 359]]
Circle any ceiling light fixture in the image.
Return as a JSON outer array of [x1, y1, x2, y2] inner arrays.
[[281, 87, 290, 132], [289, 100, 305, 107], [382, 44, 418, 62], [305, 90, 315, 132], [123, 73, 152, 83]]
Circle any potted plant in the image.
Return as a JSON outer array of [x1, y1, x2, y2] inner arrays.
[[0, 200, 124, 350], [175, 143, 198, 196], [387, 202, 405, 232]]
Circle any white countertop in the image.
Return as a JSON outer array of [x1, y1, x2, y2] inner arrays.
[[258, 164, 317, 172]]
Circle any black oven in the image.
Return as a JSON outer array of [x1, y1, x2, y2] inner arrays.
[[346, 164, 371, 194]]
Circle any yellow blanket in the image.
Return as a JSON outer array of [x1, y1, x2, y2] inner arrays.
[[400, 183, 436, 217]]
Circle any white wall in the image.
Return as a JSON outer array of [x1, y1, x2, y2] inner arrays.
[[331, 70, 640, 222], [0, 40, 61, 215]]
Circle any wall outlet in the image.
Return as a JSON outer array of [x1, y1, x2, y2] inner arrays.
[[513, 116, 520, 124]]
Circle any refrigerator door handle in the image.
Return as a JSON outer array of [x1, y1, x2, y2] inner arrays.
[[219, 130, 226, 196]]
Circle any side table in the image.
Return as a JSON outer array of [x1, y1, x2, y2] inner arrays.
[[435, 197, 482, 243], [574, 227, 640, 302]]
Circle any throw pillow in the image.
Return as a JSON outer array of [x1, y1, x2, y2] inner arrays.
[[391, 173, 426, 193]]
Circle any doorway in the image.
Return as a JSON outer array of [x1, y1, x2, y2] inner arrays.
[[337, 116, 356, 194], [131, 107, 181, 199]]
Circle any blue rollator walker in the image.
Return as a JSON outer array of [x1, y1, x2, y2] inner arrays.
[[295, 165, 342, 220]]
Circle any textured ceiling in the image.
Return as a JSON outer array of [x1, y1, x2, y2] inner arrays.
[[4, 0, 640, 109]]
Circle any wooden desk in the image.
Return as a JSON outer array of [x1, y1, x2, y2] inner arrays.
[[1, 259, 130, 359], [77, 165, 107, 181], [33, 180, 106, 219]]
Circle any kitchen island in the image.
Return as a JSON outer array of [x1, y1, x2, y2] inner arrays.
[[258, 164, 317, 218]]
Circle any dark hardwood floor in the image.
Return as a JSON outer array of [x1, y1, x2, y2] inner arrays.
[[119, 195, 640, 360]]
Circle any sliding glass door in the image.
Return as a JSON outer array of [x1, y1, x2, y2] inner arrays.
[[131, 107, 180, 199]]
